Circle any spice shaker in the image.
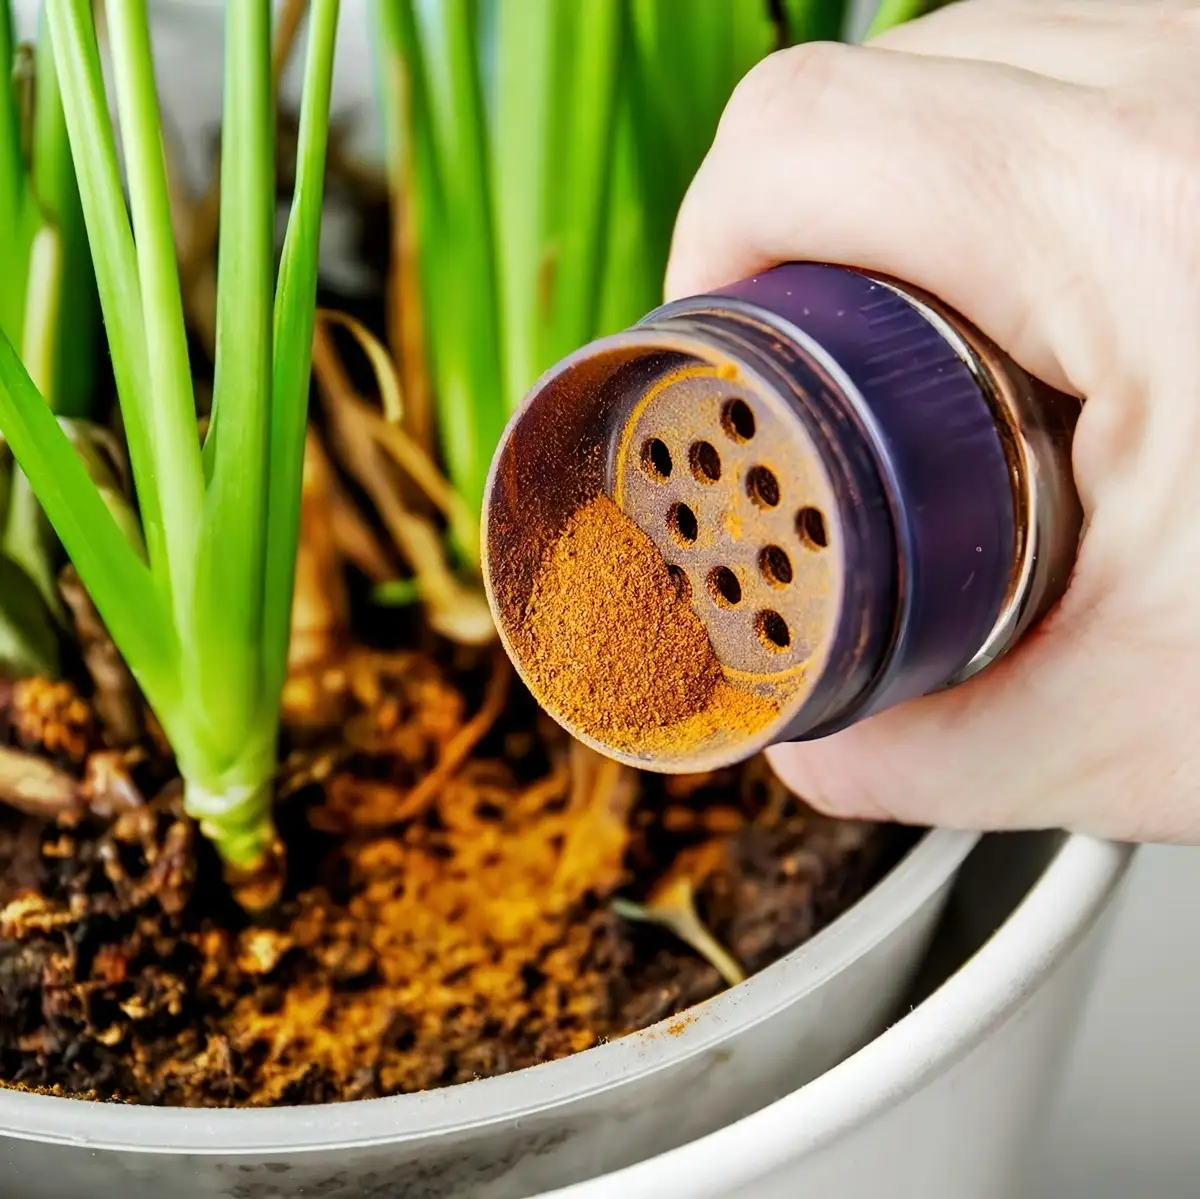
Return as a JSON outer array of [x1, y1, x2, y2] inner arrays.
[[482, 262, 1083, 773]]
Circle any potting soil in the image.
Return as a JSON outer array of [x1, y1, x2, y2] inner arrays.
[[0, 662, 896, 1106]]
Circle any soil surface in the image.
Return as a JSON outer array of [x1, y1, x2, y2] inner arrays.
[[0, 652, 905, 1107]]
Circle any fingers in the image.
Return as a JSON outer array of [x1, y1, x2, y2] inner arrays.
[[765, 592, 1200, 843], [664, 41, 1100, 393]]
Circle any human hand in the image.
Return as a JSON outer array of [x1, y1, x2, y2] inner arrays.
[[665, 0, 1200, 843]]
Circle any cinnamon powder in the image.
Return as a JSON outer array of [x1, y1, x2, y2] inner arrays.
[[519, 494, 777, 754]]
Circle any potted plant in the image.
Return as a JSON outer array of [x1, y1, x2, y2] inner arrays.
[[0, 2, 973, 1196]]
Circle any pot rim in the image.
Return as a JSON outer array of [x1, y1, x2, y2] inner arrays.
[[0, 827, 978, 1153], [543, 833, 1135, 1199]]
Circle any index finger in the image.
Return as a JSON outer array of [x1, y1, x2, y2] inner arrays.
[[663, 41, 1097, 394]]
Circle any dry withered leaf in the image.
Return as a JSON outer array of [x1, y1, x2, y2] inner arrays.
[[0, 746, 79, 820], [613, 875, 746, 989], [311, 320, 494, 647], [81, 751, 147, 819], [555, 741, 639, 902], [290, 432, 352, 674], [60, 568, 144, 748]]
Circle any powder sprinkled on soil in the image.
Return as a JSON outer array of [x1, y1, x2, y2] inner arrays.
[[520, 494, 777, 753]]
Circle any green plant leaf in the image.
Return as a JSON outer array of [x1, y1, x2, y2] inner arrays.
[[191, 0, 274, 755], [105, 0, 203, 636], [0, 553, 58, 678], [782, 0, 850, 43], [2, 466, 60, 622], [0, 2, 37, 355], [491, 0, 554, 411], [535, 0, 624, 370], [0, 329, 178, 712], [46, 0, 169, 595], [403, 0, 506, 520], [29, 10, 97, 418], [261, 0, 341, 716]]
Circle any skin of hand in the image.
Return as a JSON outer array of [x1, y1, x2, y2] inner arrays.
[[664, 0, 1200, 844]]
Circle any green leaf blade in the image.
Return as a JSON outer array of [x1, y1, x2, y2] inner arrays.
[[30, 12, 99, 418], [411, 0, 505, 520], [537, 0, 624, 368], [0, 3, 35, 358], [45, 0, 169, 596], [193, 0, 276, 754], [0, 329, 179, 713], [783, 0, 850, 44], [105, 0, 204, 629], [0, 554, 59, 679], [261, 0, 341, 714], [492, 0, 555, 410]]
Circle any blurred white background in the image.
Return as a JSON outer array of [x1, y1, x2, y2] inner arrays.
[[1039, 846, 1200, 1198]]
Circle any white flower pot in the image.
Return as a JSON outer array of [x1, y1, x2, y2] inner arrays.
[[541, 834, 1133, 1199], [0, 827, 976, 1197]]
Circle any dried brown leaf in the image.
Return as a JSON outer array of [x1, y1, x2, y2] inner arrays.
[[0, 745, 80, 819]]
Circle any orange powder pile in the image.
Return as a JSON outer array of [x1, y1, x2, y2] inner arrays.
[[519, 494, 777, 755]]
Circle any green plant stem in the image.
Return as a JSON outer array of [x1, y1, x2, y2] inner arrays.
[[373, 0, 790, 559], [186, 0, 340, 867], [491, 0, 554, 412], [47, 0, 171, 598], [0, 333, 179, 712], [388, 0, 506, 523], [1, 470, 58, 627], [30, 11, 98, 419], [261, 0, 340, 716], [594, 71, 658, 336], [0, 4, 26, 270], [781, 0, 850, 43], [536, 0, 623, 371], [620, 0, 775, 302], [180, 755, 278, 870], [3, 227, 64, 623], [105, 0, 204, 634], [0, 552, 58, 677], [0, 2, 35, 354], [0, 2, 106, 679], [492, 0, 625, 403], [192, 0, 274, 756]]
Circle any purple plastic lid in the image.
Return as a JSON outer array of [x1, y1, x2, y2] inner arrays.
[[650, 263, 1015, 737]]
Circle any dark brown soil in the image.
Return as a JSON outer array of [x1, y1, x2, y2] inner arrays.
[[0, 653, 903, 1107]]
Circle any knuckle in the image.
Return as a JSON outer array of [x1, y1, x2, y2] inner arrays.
[[718, 42, 851, 144]]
